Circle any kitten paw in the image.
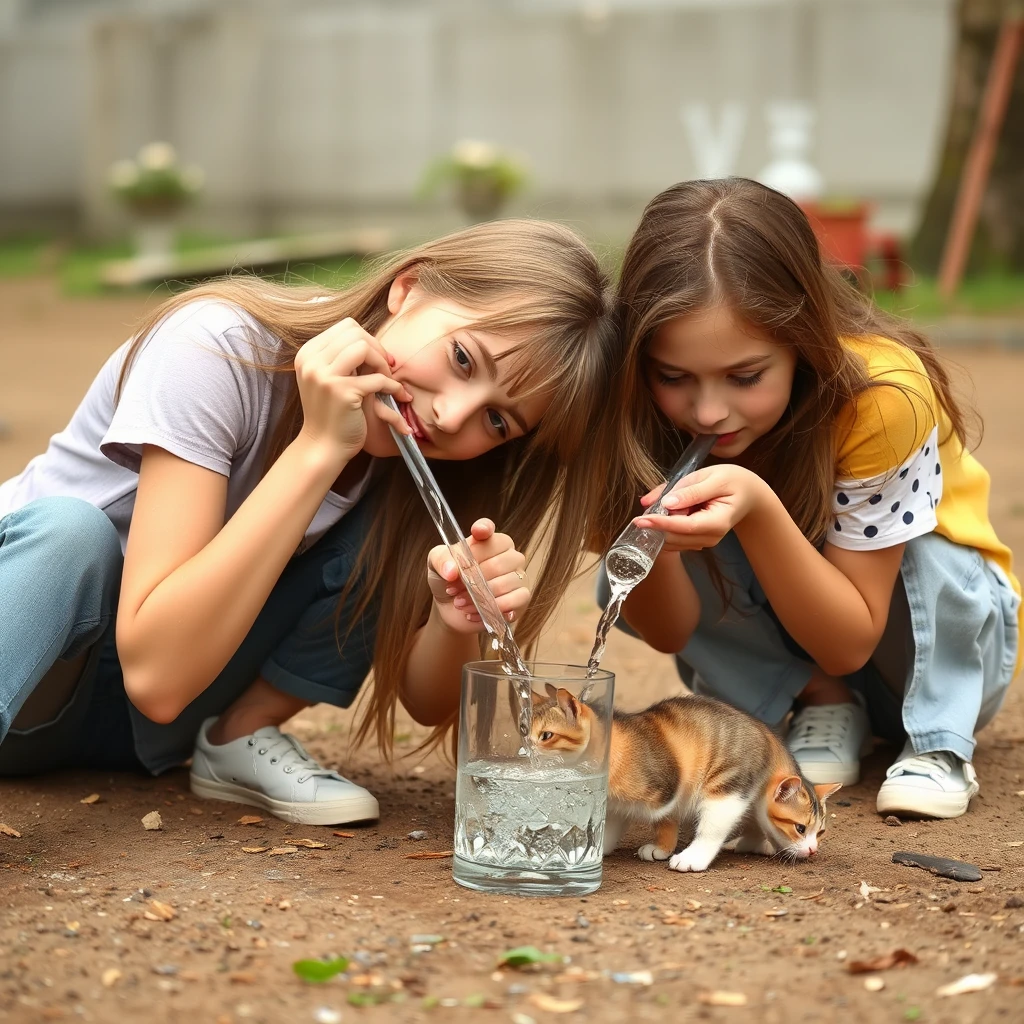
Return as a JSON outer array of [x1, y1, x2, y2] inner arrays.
[[637, 843, 671, 862], [668, 849, 712, 873]]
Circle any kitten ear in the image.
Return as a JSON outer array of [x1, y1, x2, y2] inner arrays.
[[544, 683, 559, 701], [814, 782, 842, 803], [773, 775, 803, 804], [555, 688, 580, 727], [530, 689, 548, 707]]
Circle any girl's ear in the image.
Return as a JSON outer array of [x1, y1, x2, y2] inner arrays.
[[386, 271, 420, 316]]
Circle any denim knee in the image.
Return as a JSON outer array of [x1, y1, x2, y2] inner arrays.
[[14, 497, 122, 572]]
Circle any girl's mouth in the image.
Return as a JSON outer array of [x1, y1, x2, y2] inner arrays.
[[714, 430, 740, 446], [399, 402, 430, 444]]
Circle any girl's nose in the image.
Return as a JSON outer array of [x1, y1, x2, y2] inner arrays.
[[433, 392, 475, 434], [693, 390, 729, 429]]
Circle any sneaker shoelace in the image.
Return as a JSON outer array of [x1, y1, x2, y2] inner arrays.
[[787, 705, 856, 753], [886, 750, 955, 782], [247, 730, 346, 785]]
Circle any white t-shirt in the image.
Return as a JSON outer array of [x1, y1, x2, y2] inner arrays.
[[0, 299, 370, 550]]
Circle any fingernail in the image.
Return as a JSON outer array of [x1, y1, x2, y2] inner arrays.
[[662, 495, 679, 508], [443, 561, 456, 576], [388, 354, 396, 366], [445, 586, 457, 596], [635, 518, 651, 529], [453, 597, 467, 609], [506, 611, 515, 622]]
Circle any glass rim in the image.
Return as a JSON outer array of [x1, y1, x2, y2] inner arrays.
[[462, 660, 614, 683]]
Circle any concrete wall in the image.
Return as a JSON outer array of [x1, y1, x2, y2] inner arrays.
[[0, 0, 957, 241]]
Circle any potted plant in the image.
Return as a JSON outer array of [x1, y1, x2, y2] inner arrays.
[[420, 140, 527, 222], [108, 142, 204, 261]]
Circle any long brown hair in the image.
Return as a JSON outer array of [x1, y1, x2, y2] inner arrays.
[[606, 177, 969, 551], [119, 220, 617, 755]]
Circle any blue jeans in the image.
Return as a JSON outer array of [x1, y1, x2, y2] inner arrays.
[[598, 531, 1019, 762], [0, 496, 379, 776]]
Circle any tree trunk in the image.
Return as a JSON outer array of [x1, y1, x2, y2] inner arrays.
[[910, 0, 1024, 274]]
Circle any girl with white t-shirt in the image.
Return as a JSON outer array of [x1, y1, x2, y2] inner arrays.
[[0, 220, 617, 825]]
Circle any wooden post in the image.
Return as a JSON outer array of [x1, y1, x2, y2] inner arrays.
[[937, 14, 1024, 299]]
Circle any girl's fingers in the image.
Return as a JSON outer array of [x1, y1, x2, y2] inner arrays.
[[469, 518, 496, 541], [659, 468, 718, 510], [476, 550, 526, 582], [348, 373, 411, 401], [640, 483, 666, 508]]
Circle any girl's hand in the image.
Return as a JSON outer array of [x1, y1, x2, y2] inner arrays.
[[426, 519, 531, 634], [293, 318, 412, 465], [634, 464, 769, 552]]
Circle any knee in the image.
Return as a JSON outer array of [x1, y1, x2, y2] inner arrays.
[[15, 497, 121, 576]]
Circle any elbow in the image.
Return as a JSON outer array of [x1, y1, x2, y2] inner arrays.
[[816, 645, 875, 679], [400, 693, 455, 730], [120, 665, 184, 725]]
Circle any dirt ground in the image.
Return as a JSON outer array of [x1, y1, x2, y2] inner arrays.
[[1, 276, 1022, 1024]]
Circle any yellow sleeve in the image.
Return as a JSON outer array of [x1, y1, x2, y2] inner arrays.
[[835, 341, 938, 481]]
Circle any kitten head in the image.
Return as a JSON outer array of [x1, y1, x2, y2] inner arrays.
[[529, 684, 594, 758], [763, 774, 842, 860]]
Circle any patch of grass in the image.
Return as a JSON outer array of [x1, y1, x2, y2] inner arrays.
[[873, 273, 1024, 319], [0, 236, 50, 276]]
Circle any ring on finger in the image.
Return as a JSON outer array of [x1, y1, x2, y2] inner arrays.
[[515, 570, 526, 582]]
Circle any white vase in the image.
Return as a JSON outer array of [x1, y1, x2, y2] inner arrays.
[[758, 102, 824, 202], [132, 218, 177, 262]]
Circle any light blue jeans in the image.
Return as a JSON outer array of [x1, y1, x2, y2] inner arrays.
[[599, 531, 1019, 762], [0, 496, 379, 776]]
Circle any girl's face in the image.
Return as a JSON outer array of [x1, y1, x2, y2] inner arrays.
[[646, 304, 797, 457], [362, 276, 549, 460]]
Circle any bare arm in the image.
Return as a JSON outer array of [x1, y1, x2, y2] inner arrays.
[[637, 466, 904, 676], [400, 607, 479, 726], [116, 320, 411, 723]]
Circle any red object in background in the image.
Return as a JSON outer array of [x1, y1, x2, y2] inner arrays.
[[800, 200, 906, 292], [800, 201, 871, 271]]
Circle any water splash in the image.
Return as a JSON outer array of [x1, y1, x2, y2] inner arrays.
[[585, 434, 719, 681]]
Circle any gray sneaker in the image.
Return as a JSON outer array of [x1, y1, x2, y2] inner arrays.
[[190, 717, 379, 825], [787, 696, 872, 785]]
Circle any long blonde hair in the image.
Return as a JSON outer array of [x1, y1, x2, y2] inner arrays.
[[119, 220, 617, 755], [604, 178, 969, 552]]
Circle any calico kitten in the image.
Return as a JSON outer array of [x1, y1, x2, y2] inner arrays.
[[530, 686, 840, 873]]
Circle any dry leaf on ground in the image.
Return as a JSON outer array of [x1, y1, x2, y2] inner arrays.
[[141, 811, 162, 830], [529, 993, 583, 1013], [242, 847, 270, 854], [268, 846, 298, 856], [936, 973, 997, 997], [847, 949, 918, 974], [101, 968, 121, 988], [290, 838, 327, 849], [143, 899, 177, 922], [405, 850, 453, 860], [764, 908, 788, 918], [798, 888, 826, 900], [0, 823, 21, 837], [238, 815, 263, 825], [698, 991, 747, 1006], [333, 831, 355, 838], [80, 794, 100, 805]]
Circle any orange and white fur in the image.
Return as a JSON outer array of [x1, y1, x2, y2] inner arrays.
[[530, 686, 840, 873]]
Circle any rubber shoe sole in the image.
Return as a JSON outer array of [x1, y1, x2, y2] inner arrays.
[[875, 781, 975, 819], [189, 772, 379, 826]]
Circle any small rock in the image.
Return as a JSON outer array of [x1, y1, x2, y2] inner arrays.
[[863, 977, 885, 992], [141, 811, 163, 831], [101, 968, 121, 988], [884, 816, 902, 827], [313, 1010, 342, 1024], [1005, 895, 1024, 909], [406, 830, 428, 841], [152, 964, 179, 976], [575, 914, 590, 928]]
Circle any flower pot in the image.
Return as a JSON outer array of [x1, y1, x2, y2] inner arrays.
[[131, 217, 177, 262], [456, 178, 506, 222]]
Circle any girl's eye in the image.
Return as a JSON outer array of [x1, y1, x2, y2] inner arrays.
[[539, 731, 554, 742], [795, 823, 806, 835], [655, 371, 686, 386], [731, 371, 765, 388], [487, 408, 508, 438], [453, 340, 472, 370]]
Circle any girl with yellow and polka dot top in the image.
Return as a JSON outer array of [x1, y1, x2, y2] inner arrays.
[[599, 178, 1020, 825]]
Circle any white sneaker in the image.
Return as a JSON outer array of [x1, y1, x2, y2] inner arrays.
[[876, 743, 979, 819], [189, 717, 380, 826], [787, 699, 872, 785]]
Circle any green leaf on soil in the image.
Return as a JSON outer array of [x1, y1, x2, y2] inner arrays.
[[497, 945, 562, 968], [904, 1009, 921, 1022], [292, 957, 350, 983]]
